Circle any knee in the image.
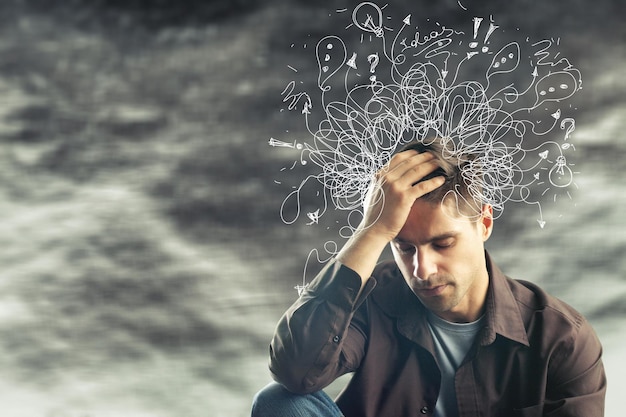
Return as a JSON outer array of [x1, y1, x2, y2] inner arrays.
[[251, 382, 339, 417], [251, 382, 299, 417]]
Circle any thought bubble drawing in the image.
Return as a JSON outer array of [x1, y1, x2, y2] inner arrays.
[[316, 36, 348, 91], [271, 2, 583, 286]]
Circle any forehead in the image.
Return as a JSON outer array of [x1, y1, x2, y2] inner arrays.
[[398, 199, 476, 242]]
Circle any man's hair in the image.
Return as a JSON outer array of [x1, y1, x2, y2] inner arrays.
[[400, 137, 484, 218]]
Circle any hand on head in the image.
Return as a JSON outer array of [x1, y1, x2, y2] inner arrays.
[[359, 150, 445, 243]]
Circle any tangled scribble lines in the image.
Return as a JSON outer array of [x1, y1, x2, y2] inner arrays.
[[270, 1, 583, 284]]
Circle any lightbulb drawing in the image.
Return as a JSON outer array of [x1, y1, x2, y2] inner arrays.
[[548, 155, 574, 188], [350, 2, 386, 40]]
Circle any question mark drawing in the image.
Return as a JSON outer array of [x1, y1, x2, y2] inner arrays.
[[560, 117, 575, 141], [367, 53, 379, 73]]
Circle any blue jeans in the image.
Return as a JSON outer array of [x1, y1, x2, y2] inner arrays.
[[251, 382, 344, 417]]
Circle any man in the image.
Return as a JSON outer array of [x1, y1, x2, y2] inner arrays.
[[251, 140, 606, 416]]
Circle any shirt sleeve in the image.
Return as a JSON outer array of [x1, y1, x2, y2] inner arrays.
[[268, 260, 376, 394], [544, 315, 607, 416]]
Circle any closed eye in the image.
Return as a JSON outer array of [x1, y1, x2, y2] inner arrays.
[[433, 238, 454, 249], [395, 243, 415, 254]]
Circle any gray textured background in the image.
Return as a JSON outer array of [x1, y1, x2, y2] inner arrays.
[[0, 0, 623, 416]]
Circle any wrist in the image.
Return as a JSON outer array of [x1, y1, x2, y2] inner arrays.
[[336, 228, 390, 284], [351, 226, 393, 250]]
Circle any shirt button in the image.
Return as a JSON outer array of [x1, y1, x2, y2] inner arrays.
[[420, 406, 429, 414], [332, 335, 340, 343]]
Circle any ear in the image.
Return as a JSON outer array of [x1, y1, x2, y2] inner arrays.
[[480, 204, 494, 241]]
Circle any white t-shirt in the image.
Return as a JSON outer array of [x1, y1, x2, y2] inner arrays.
[[427, 311, 485, 417]]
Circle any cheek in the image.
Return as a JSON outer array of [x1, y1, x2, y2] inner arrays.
[[441, 248, 474, 276], [454, 247, 484, 279]]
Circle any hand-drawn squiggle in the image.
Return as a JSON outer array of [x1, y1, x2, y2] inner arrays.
[[271, 2, 582, 285]]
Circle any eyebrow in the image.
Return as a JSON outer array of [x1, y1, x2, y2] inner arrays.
[[393, 232, 459, 246]]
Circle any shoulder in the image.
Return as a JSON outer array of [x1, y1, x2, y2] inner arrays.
[[487, 253, 591, 339], [508, 277, 586, 331], [508, 278, 606, 394], [506, 277, 603, 372]]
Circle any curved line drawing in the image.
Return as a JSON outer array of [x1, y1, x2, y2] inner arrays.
[[271, 1, 583, 285]]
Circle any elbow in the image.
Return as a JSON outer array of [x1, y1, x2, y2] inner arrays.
[[269, 362, 321, 395], [269, 349, 328, 394]]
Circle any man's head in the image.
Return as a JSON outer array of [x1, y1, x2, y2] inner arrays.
[[391, 137, 494, 323]]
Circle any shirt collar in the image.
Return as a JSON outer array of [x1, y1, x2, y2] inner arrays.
[[371, 251, 529, 348], [480, 251, 529, 347]]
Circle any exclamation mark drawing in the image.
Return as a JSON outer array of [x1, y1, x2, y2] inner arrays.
[[467, 17, 482, 59]]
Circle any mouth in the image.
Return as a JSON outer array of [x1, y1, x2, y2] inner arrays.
[[417, 284, 448, 297]]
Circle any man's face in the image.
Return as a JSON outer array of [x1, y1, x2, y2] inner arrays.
[[390, 199, 493, 323]]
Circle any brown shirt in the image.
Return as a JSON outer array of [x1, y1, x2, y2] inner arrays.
[[269, 252, 606, 417]]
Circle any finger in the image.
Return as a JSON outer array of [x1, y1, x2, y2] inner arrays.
[[408, 175, 446, 198], [387, 149, 433, 169], [384, 151, 435, 178], [392, 156, 441, 186]]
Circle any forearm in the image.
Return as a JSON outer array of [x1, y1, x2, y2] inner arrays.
[[269, 261, 371, 393], [336, 228, 389, 290]]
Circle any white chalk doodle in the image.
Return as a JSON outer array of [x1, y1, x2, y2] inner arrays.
[[271, 1, 583, 286], [268, 138, 302, 149]]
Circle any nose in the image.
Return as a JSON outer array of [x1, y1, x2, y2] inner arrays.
[[413, 249, 437, 280]]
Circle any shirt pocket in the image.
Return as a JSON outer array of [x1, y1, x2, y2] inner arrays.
[[512, 403, 544, 417]]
